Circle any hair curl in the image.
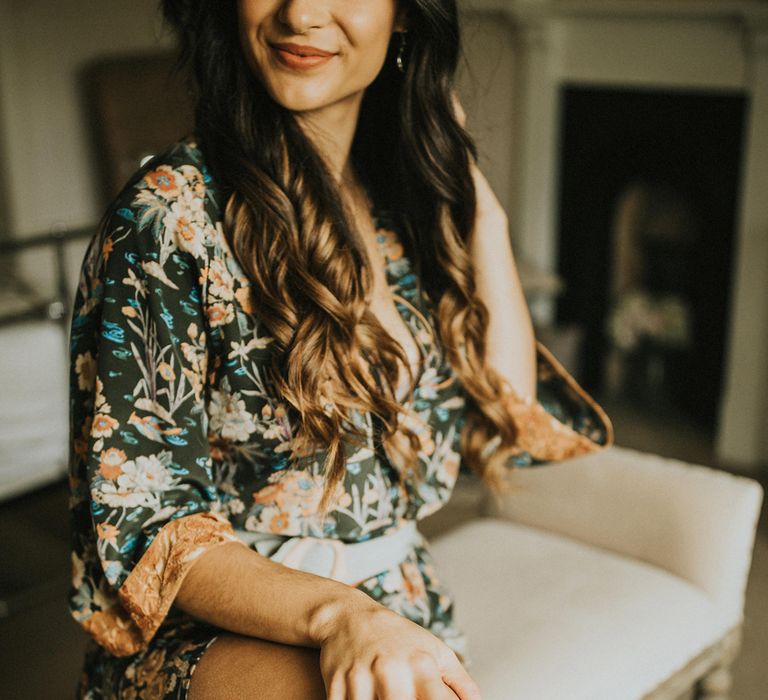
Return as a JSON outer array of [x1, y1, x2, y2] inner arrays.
[[160, 0, 520, 519]]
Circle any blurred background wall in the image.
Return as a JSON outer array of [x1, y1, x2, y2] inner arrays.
[[0, 0, 172, 237], [458, 0, 768, 474]]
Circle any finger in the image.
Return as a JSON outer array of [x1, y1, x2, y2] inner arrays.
[[325, 671, 346, 700], [347, 664, 376, 700], [439, 659, 482, 700], [415, 674, 461, 699], [409, 650, 455, 700], [372, 657, 416, 700]]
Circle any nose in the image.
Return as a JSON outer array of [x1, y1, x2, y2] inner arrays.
[[276, 0, 331, 34]]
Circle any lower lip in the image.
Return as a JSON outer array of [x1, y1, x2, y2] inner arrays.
[[271, 47, 335, 70]]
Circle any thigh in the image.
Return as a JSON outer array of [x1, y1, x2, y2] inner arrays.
[[188, 632, 327, 700]]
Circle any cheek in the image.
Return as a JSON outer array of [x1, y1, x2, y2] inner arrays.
[[237, 1, 273, 52], [235, 6, 272, 80], [344, 13, 395, 76]]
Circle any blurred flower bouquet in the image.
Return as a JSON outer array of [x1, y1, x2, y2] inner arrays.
[[607, 288, 691, 352], [606, 288, 692, 407]]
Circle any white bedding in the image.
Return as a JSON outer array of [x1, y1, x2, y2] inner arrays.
[[0, 320, 69, 501]]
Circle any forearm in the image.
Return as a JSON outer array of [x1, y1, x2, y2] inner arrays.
[[173, 540, 379, 648], [468, 161, 537, 402]]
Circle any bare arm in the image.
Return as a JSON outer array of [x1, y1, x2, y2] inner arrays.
[[173, 539, 375, 648], [467, 164, 537, 403], [173, 539, 482, 699]]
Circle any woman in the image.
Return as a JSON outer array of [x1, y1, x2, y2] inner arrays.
[[68, 1, 614, 698]]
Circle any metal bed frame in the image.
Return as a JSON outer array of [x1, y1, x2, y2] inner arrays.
[[0, 225, 95, 328]]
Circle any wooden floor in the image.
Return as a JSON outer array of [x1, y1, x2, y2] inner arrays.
[[0, 480, 87, 698]]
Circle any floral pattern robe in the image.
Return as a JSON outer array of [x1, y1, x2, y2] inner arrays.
[[68, 136, 614, 698]]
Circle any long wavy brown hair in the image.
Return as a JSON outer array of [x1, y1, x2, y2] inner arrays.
[[161, 0, 522, 518]]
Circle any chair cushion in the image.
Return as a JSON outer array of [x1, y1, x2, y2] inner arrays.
[[428, 517, 732, 700]]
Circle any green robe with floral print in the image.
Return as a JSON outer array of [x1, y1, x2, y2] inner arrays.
[[68, 136, 613, 696]]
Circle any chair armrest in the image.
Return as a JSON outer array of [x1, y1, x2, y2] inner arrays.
[[480, 445, 764, 623]]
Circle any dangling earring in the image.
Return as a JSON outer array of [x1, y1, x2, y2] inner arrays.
[[396, 31, 408, 73]]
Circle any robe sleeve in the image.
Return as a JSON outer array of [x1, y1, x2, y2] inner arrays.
[[499, 338, 614, 467], [458, 337, 614, 475], [68, 179, 246, 657]]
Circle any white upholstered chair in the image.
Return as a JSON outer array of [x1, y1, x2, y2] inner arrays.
[[425, 445, 764, 700]]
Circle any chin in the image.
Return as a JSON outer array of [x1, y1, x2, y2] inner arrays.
[[264, 76, 352, 114], [269, 89, 334, 113]]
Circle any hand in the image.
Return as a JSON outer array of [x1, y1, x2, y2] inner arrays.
[[319, 600, 483, 700]]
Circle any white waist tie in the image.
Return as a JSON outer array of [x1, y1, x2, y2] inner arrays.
[[233, 519, 424, 586]]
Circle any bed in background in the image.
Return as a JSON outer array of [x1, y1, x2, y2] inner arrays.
[[0, 227, 93, 502]]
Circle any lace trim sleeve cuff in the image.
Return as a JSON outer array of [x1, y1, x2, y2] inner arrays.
[[81, 511, 246, 657], [499, 339, 615, 467]]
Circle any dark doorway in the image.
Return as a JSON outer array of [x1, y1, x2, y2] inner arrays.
[[555, 85, 748, 431]]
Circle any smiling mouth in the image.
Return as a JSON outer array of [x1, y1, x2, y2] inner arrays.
[[270, 45, 336, 70], [270, 42, 336, 57]]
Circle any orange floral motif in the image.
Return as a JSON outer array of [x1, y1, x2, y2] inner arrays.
[[74, 351, 97, 392], [101, 236, 115, 262], [143, 165, 180, 199], [175, 215, 195, 242], [157, 362, 175, 382], [98, 448, 127, 480], [235, 285, 254, 314], [92, 413, 119, 439], [253, 471, 324, 518], [206, 302, 234, 328], [208, 258, 235, 300], [252, 483, 282, 505], [401, 560, 427, 603], [96, 522, 120, 545], [383, 403, 436, 471], [441, 451, 460, 480], [377, 228, 404, 261], [269, 511, 291, 533]]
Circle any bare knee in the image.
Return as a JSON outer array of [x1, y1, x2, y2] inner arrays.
[[188, 632, 327, 700]]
